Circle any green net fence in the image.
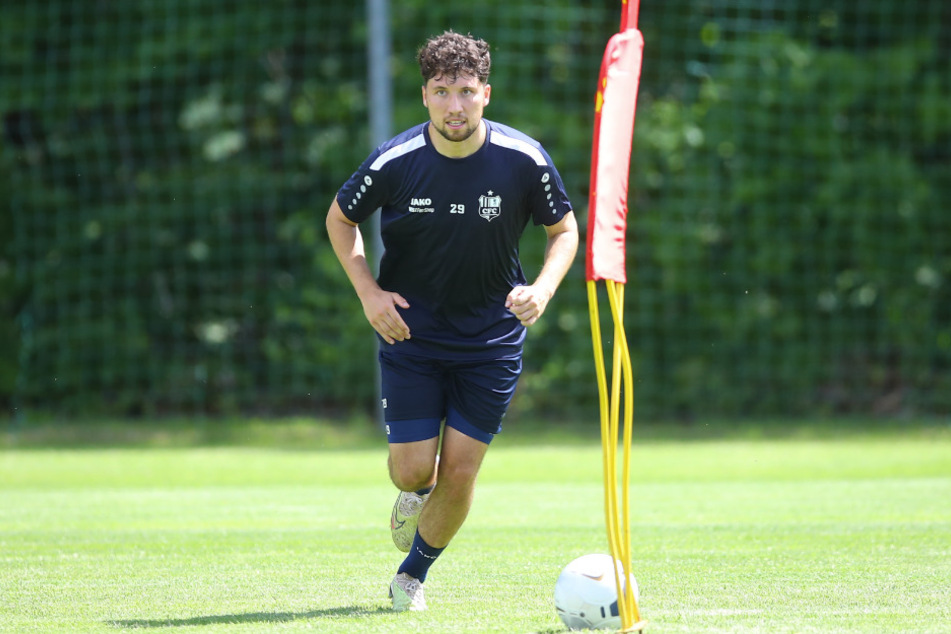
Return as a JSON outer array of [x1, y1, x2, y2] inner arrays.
[[2, 1, 949, 421]]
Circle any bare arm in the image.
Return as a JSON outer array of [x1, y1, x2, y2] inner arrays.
[[505, 210, 579, 326], [325, 198, 411, 344]]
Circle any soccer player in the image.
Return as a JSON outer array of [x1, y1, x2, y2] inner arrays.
[[326, 30, 578, 611]]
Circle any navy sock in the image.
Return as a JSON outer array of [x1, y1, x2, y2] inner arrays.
[[397, 529, 445, 583]]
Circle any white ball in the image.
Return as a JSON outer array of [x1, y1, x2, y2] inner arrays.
[[554, 554, 639, 631]]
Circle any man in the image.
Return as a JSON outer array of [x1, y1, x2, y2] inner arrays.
[[326, 30, 578, 612]]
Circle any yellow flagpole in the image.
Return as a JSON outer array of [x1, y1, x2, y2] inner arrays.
[[606, 280, 640, 628], [588, 280, 622, 571], [588, 280, 645, 631]]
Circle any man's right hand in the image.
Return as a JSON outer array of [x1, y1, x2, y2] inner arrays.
[[360, 289, 411, 344]]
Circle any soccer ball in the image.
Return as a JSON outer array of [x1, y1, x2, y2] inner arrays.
[[554, 554, 639, 631]]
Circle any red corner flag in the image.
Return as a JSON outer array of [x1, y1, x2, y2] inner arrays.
[[585, 0, 644, 284]]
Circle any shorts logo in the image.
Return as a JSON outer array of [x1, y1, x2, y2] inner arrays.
[[382, 398, 387, 409], [479, 191, 501, 222]]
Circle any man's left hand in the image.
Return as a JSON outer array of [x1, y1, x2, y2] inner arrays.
[[505, 285, 552, 327]]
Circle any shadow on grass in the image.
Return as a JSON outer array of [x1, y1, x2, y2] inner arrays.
[[109, 605, 388, 628]]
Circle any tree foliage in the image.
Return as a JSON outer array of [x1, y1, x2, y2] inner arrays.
[[2, 1, 949, 419]]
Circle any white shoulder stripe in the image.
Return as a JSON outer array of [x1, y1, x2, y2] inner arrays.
[[369, 134, 426, 171], [489, 131, 548, 166]]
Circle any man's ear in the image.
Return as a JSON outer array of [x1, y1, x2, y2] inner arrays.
[[483, 83, 491, 106], [421, 85, 428, 107]]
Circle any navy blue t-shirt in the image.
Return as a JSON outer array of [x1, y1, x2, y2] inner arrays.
[[337, 119, 573, 360]]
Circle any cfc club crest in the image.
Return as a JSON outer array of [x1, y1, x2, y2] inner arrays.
[[479, 191, 502, 222]]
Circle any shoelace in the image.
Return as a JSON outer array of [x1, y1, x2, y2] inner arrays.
[[399, 493, 424, 515], [395, 576, 422, 603]]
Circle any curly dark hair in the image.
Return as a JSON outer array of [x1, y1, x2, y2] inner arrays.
[[417, 30, 491, 84]]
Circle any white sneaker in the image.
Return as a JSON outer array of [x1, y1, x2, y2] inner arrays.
[[389, 572, 426, 612], [390, 490, 430, 552]]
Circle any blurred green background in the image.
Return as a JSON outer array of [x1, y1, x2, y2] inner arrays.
[[2, 1, 949, 422]]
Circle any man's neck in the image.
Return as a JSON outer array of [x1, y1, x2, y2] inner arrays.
[[428, 120, 487, 158]]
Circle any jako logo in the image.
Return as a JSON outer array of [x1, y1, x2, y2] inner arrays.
[[411, 197, 432, 206]]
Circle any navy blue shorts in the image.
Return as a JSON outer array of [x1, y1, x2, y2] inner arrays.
[[379, 351, 522, 445]]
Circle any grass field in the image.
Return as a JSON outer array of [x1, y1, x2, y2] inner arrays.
[[1, 419, 950, 633]]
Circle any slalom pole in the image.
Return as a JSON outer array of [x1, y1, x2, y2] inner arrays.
[[585, 0, 646, 630]]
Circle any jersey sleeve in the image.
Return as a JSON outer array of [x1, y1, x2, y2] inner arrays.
[[336, 150, 391, 224], [529, 153, 573, 227]]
